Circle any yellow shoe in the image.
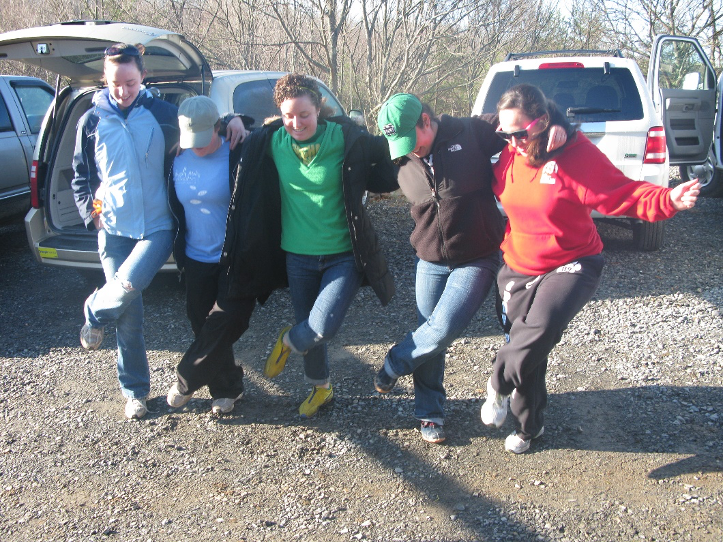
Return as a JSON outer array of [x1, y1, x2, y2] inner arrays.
[[299, 385, 334, 418], [264, 326, 292, 378]]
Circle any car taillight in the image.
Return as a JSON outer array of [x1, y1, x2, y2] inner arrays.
[[538, 62, 585, 69], [643, 127, 667, 164], [30, 160, 40, 208]]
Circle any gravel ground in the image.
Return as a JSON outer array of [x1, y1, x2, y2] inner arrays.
[[0, 173, 722, 542]]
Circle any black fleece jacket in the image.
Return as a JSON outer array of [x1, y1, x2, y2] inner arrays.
[[396, 114, 506, 265]]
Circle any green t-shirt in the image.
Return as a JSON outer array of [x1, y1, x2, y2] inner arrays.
[[270, 121, 352, 255]]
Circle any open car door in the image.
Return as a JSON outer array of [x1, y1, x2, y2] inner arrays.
[[647, 35, 717, 167]]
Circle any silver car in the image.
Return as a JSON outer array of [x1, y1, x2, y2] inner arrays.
[[0, 75, 53, 224], [0, 21, 344, 272]]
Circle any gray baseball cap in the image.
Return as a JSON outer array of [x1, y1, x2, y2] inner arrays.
[[178, 96, 219, 149]]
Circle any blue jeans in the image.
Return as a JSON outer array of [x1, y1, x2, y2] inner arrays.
[[85, 229, 174, 399], [286, 252, 363, 385], [385, 254, 500, 424]]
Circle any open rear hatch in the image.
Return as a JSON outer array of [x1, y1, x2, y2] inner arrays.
[[0, 21, 211, 268], [0, 20, 211, 88]]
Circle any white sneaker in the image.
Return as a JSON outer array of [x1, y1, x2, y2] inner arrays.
[[211, 393, 244, 415], [167, 383, 193, 408], [481, 377, 509, 428], [125, 397, 148, 419], [505, 427, 544, 454]]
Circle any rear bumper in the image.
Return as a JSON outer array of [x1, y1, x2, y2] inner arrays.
[[24, 207, 177, 271]]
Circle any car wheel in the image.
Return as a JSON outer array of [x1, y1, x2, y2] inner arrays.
[[679, 149, 722, 198], [632, 219, 664, 251]]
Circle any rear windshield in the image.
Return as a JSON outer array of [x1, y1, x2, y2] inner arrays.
[[233, 79, 344, 128], [63, 46, 189, 76], [481, 67, 644, 122]]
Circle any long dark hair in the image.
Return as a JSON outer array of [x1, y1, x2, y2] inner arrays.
[[497, 84, 575, 167]]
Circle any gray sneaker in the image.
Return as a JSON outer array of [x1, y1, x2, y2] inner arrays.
[[481, 377, 509, 428], [125, 397, 148, 419], [505, 427, 544, 454], [420, 421, 446, 444], [80, 323, 104, 350], [211, 393, 244, 415]]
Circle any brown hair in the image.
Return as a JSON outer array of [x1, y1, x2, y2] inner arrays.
[[273, 73, 334, 119], [497, 84, 574, 167], [415, 101, 438, 128], [104, 43, 146, 74]]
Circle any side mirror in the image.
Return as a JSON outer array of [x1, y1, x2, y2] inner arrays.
[[682, 72, 701, 90]]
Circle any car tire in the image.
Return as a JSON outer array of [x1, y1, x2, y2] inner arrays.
[[632, 219, 664, 251], [679, 149, 722, 198]]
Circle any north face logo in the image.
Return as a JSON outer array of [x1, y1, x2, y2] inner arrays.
[[448, 144, 462, 152], [383, 123, 396, 136]]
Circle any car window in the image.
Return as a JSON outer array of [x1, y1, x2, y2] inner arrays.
[[63, 45, 189, 76], [10, 82, 53, 134], [657, 40, 714, 91], [233, 78, 344, 128], [0, 95, 12, 132], [481, 67, 644, 122]]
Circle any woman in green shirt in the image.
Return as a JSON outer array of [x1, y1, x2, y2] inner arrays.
[[223, 74, 398, 418]]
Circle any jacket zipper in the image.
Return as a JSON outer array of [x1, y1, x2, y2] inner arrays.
[[423, 153, 450, 264], [145, 127, 155, 167]]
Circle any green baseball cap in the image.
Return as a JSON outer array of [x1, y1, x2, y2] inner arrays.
[[377, 93, 422, 159]]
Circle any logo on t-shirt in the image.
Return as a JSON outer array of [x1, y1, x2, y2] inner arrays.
[[556, 261, 582, 274], [540, 161, 558, 184]]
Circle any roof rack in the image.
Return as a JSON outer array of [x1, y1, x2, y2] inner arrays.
[[58, 20, 116, 26], [504, 49, 624, 61]]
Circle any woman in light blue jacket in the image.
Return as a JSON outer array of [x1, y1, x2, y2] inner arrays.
[[72, 44, 182, 419]]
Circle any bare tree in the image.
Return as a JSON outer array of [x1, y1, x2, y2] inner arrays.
[[597, 0, 722, 72]]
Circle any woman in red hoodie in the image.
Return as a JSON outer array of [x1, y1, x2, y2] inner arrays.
[[480, 84, 700, 454]]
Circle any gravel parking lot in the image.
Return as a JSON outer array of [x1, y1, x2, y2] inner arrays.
[[0, 174, 722, 542]]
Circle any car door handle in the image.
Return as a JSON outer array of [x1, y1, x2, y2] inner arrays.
[[665, 98, 701, 111]]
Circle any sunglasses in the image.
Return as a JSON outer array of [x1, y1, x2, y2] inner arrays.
[[496, 115, 545, 143], [104, 45, 140, 57]]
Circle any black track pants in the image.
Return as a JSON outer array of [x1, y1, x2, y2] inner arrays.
[[176, 258, 255, 399], [491, 254, 604, 439]]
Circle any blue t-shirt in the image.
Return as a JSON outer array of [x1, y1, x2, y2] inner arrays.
[[173, 138, 231, 263]]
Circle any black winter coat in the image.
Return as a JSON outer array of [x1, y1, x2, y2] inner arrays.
[[220, 116, 399, 305]]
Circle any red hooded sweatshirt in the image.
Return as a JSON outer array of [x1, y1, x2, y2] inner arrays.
[[492, 132, 677, 276]]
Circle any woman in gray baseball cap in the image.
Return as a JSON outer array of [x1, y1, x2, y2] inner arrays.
[[165, 95, 254, 416]]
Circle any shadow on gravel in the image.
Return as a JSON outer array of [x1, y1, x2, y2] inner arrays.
[[537, 385, 723, 477], [174, 380, 542, 540]]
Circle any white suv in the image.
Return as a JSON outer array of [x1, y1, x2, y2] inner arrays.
[[472, 36, 717, 250], [0, 21, 344, 273]]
